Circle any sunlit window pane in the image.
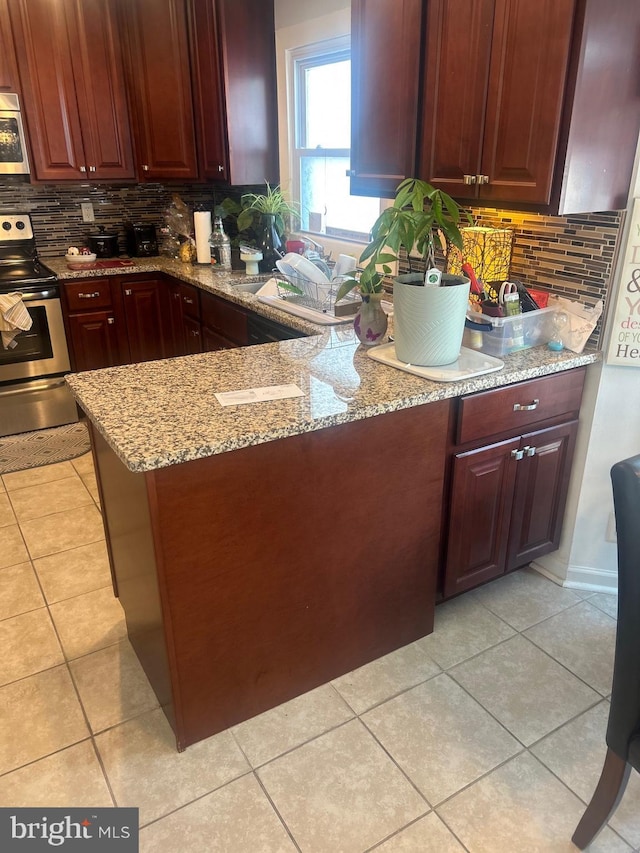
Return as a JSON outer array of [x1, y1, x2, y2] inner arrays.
[[300, 154, 379, 239], [303, 61, 351, 149]]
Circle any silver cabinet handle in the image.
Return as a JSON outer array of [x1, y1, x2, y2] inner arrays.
[[511, 449, 524, 460], [513, 399, 539, 411], [523, 446, 536, 457], [183, 296, 194, 305], [217, 165, 224, 172], [124, 289, 132, 296], [463, 174, 477, 185], [78, 291, 100, 299], [107, 317, 115, 325], [142, 165, 149, 171], [89, 166, 96, 172], [191, 329, 200, 336], [79, 166, 86, 172], [477, 174, 490, 184]]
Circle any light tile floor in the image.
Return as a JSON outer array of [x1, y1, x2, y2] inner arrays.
[[0, 453, 639, 852]]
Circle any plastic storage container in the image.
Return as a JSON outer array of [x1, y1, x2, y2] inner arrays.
[[462, 306, 555, 356]]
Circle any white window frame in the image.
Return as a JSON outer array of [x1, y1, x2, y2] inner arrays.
[[287, 36, 381, 246]]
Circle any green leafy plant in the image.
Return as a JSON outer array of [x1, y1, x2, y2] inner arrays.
[[335, 178, 472, 302], [236, 183, 300, 237]]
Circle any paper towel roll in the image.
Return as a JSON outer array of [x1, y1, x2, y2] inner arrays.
[[194, 211, 212, 264]]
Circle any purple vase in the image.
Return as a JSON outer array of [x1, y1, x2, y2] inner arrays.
[[353, 294, 388, 346]]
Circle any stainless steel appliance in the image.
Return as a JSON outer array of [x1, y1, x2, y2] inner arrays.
[[0, 94, 30, 176], [0, 214, 78, 437]]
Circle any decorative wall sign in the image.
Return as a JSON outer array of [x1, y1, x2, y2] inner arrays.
[[606, 198, 640, 366]]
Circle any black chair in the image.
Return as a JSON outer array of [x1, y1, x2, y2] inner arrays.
[[572, 454, 640, 849]]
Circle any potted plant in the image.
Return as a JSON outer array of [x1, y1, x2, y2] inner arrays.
[[336, 178, 473, 363], [236, 183, 300, 272]]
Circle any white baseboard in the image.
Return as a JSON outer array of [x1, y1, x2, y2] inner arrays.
[[531, 560, 618, 594]]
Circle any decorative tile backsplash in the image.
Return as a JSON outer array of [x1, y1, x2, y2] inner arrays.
[[0, 179, 254, 258], [0, 179, 625, 348]]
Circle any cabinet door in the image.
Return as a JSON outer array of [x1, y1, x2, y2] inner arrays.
[[419, 0, 494, 199], [122, 0, 198, 181], [167, 280, 186, 356], [444, 436, 519, 598], [479, 0, 575, 205], [201, 325, 237, 352], [183, 313, 202, 354], [350, 0, 423, 197], [120, 278, 170, 363], [0, 0, 19, 92], [67, 310, 124, 371], [506, 420, 578, 570], [9, 0, 86, 180], [66, 0, 134, 180]]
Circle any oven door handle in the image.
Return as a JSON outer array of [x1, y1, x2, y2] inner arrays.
[[18, 288, 59, 302]]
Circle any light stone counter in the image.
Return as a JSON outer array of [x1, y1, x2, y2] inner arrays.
[[66, 318, 600, 472]]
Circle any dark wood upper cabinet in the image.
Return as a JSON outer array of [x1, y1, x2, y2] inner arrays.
[[353, 0, 640, 212], [120, 0, 199, 181], [421, 0, 575, 207], [0, 0, 19, 92], [190, 0, 279, 185], [9, 0, 135, 181], [350, 0, 424, 197]]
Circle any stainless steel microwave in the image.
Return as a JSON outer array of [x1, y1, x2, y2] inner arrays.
[[0, 93, 30, 175]]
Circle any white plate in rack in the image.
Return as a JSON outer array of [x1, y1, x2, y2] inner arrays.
[[368, 342, 504, 382]]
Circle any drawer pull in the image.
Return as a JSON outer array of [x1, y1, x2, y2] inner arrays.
[[513, 399, 539, 412], [463, 174, 477, 185], [183, 296, 194, 304], [78, 291, 100, 299], [191, 329, 200, 336], [124, 289, 132, 296], [523, 445, 536, 457], [107, 317, 115, 325], [511, 449, 524, 460]]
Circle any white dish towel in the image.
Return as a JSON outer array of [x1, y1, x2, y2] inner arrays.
[[0, 292, 33, 349]]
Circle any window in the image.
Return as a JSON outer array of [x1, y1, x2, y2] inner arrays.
[[290, 39, 380, 243]]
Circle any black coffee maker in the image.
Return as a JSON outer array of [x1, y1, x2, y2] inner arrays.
[[124, 222, 158, 257]]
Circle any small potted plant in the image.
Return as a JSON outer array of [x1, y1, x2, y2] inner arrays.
[[336, 178, 473, 361], [236, 183, 300, 272]]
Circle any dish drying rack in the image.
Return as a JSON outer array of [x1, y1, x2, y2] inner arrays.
[[274, 272, 358, 315]]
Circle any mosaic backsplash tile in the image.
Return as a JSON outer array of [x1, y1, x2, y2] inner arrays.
[[0, 179, 257, 258], [0, 179, 625, 348]]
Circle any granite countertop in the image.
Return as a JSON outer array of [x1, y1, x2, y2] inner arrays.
[[66, 319, 600, 473]]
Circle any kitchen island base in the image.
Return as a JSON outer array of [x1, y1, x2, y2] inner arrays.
[[91, 401, 450, 750]]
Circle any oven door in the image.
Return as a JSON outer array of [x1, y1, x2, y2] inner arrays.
[[0, 289, 70, 384]]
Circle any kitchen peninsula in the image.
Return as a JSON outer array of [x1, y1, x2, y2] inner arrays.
[[65, 272, 598, 751]]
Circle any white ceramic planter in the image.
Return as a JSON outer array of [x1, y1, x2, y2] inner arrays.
[[393, 273, 471, 366]]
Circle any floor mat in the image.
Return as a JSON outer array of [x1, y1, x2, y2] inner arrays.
[[0, 421, 90, 474]]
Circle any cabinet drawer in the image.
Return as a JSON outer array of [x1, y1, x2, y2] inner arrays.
[[65, 279, 112, 311], [200, 292, 247, 344], [457, 368, 586, 445]]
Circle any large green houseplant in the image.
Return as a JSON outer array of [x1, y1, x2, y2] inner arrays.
[[336, 178, 470, 302], [337, 178, 474, 365]]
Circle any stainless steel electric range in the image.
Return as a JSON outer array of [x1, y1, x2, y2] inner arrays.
[[0, 214, 78, 437]]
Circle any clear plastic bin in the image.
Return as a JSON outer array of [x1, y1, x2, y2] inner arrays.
[[462, 306, 556, 356]]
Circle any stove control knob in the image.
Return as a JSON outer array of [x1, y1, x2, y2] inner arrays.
[[1, 221, 11, 231], [15, 221, 25, 230]]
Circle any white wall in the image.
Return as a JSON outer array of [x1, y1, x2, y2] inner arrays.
[[275, 0, 349, 30]]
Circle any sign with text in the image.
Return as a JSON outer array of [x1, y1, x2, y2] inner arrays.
[[0, 809, 138, 851], [607, 197, 640, 366]]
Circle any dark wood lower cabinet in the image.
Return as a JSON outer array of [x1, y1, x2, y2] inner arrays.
[[120, 277, 170, 363], [66, 310, 123, 371], [91, 400, 450, 749], [443, 369, 584, 598]]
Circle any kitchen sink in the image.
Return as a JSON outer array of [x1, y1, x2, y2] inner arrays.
[[231, 281, 265, 294]]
